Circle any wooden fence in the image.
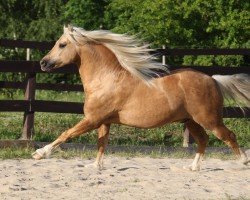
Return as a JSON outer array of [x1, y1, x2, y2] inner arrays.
[[0, 39, 249, 145]]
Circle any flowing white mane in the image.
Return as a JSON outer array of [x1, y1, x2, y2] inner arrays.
[[63, 26, 169, 84]]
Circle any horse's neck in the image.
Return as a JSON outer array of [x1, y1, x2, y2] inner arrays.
[[78, 44, 139, 94]]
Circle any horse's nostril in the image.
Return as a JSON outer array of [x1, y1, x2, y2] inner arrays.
[[40, 59, 47, 67]]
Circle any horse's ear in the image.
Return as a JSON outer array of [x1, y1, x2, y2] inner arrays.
[[64, 24, 73, 32], [68, 24, 74, 32]]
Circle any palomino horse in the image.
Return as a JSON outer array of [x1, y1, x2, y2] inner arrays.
[[33, 25, 250, 171]]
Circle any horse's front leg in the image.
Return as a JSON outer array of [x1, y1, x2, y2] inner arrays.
[[85, 124, 110, 169], [32, 118, 99, 160]]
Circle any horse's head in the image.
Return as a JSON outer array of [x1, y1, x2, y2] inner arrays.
[[40, 26, 79, 72], [40, 25, 168, 84]]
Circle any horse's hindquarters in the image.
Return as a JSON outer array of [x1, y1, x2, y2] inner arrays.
[[176, 70, 224, 129]]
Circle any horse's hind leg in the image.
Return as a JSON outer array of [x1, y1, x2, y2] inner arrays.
[[212, 125, 249, 165], [183, 120, 209, 171]]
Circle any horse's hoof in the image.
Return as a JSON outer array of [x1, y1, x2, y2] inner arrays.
[[32, 148, 47, 160], [183, 165, 192, 171], [183, 165, 200, 171], [32, 151, 43, 160], [240, 155, 250, 165], [85, 162, 103, 170], [243, 160, 250, 165]]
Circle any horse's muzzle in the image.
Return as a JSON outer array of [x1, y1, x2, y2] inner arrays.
[[40, 59, 55, 72]]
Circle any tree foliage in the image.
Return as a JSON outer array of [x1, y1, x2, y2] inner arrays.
[[0, 0, 249, 85], [104, 0, 249, 66], [64, 0, 109, 29], [0, 0, 64, 41], [1, 0, 248, 48]]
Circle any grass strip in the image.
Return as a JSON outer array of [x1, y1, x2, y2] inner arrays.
[[0, 146, 237, 160]]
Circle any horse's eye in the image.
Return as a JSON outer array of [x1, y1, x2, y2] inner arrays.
[[59, 43, 67, 48]]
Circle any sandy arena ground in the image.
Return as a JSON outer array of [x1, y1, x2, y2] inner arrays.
[[0, 155, 249, 200]]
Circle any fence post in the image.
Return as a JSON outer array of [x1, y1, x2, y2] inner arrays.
[[182, 124, 195, 147], [162, 45, 166, 65], [21, 72, 36, 140], [21, 50, 35, 140]]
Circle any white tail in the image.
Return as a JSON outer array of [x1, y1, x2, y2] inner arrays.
[[212, 73, 250, 107]]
